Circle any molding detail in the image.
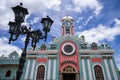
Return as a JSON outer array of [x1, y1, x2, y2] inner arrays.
[[79, 50, 113, 54], [27, 50, 58, 54], [51, 35, 87, 44]]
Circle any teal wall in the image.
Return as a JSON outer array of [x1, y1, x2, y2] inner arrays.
[[0, 65, 18, 80], [0, 35, 120, 80]]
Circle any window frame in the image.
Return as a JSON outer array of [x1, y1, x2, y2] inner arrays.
[[94, 65, 105, 80], [35, 64, 46, 80]]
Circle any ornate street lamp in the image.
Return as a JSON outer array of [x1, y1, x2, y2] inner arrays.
[[8, 22, 18, 42], [12, 3, 28, 23], [41, 16, 54, 41], [8, 3, 54, 80]]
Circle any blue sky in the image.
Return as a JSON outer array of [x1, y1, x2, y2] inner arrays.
[[0, 0, 120, 70]]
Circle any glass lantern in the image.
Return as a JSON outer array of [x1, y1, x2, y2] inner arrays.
[[41, 16, 54, 32]]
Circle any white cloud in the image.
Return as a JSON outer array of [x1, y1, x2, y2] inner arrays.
[[84, 16, 94, 26], [78, 26, 83, 29], [0, 37, 22, 56], [50, 20, 61, 36], [0, 0, 103, 32], [20, 37, 26, 44], [76, 16, 93, 27], [22, 0, 61, 13], [76, 17, 84, 23], [69, 0, 103, 15], [0, 0, 61, 30], [0, 0, 61, 56], [0, 1, 14, 30], [30, 17, 39, 25], [77, 18, 120, 43]]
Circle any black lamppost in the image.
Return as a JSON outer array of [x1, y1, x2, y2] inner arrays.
[[8, 3, 54, 80]]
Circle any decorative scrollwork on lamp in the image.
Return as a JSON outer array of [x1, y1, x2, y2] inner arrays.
[[8, 3, 54, 80]]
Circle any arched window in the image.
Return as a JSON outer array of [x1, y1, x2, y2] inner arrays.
[[5, 70, 11, 77], [94, 65, 104, 80], [36, 65, 45, 80]]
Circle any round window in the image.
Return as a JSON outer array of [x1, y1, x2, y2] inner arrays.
[[62, 42, 75, 55]]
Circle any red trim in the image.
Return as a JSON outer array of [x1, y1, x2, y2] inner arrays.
[[62, 26, 64, 35], [62, 64, 77, 72], [71, 26, 74, 35], [37, 58, 47, 63], [92, 58, 102, 63], [72, 26, 74, 35], [59, 40, 79, 72]]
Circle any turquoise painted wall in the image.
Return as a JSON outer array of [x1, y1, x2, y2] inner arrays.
[[0, 35, 120, 80], [0, 66, 18, 80]]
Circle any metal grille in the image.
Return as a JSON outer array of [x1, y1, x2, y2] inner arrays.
[[36, 65, 45, 80], [94, 65, 104, 80]]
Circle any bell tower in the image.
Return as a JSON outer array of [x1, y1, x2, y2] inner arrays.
[[61, 16, 74, 35]]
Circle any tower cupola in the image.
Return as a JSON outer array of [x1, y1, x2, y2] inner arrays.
[[61, 16, 74, 35]]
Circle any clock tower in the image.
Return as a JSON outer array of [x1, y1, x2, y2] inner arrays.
[[61, 16, 74, 35]]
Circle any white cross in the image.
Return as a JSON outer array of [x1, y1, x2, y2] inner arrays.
[[102, 42, 107, 49]]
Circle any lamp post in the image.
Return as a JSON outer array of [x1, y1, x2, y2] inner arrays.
[[8, 3, 54, 80]]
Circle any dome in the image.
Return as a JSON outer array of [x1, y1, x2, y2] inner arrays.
[[62, 15, 74, 22]]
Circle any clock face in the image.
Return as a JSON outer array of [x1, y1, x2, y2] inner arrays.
[[63, 21, 72, 27], [62, 42, 75, 55], [64, 45, 73, 53]]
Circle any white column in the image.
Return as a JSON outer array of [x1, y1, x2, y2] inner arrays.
[[104, 59, 112, 80], [60, 73, 62, 80], [110, 59, 118, 80], [24, 60, 30, 79], [87, 59, 93, 80], [82, 59, 86, 80], [77, 73, 80, 80], [30, 60, 35, 79], [47, 59, 51, 79], [53, 59, 56, 80]]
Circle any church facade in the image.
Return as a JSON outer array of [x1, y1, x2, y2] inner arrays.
[[0, 16, 120, 80]]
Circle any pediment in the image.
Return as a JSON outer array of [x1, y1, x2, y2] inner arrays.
[[51, 35, 87, 45]]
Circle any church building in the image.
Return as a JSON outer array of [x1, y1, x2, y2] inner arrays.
[[0, 16, 120, 80]]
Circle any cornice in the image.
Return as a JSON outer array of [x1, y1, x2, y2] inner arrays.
[[27, 50, 59, 55], [79, 49, 114, 54]]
